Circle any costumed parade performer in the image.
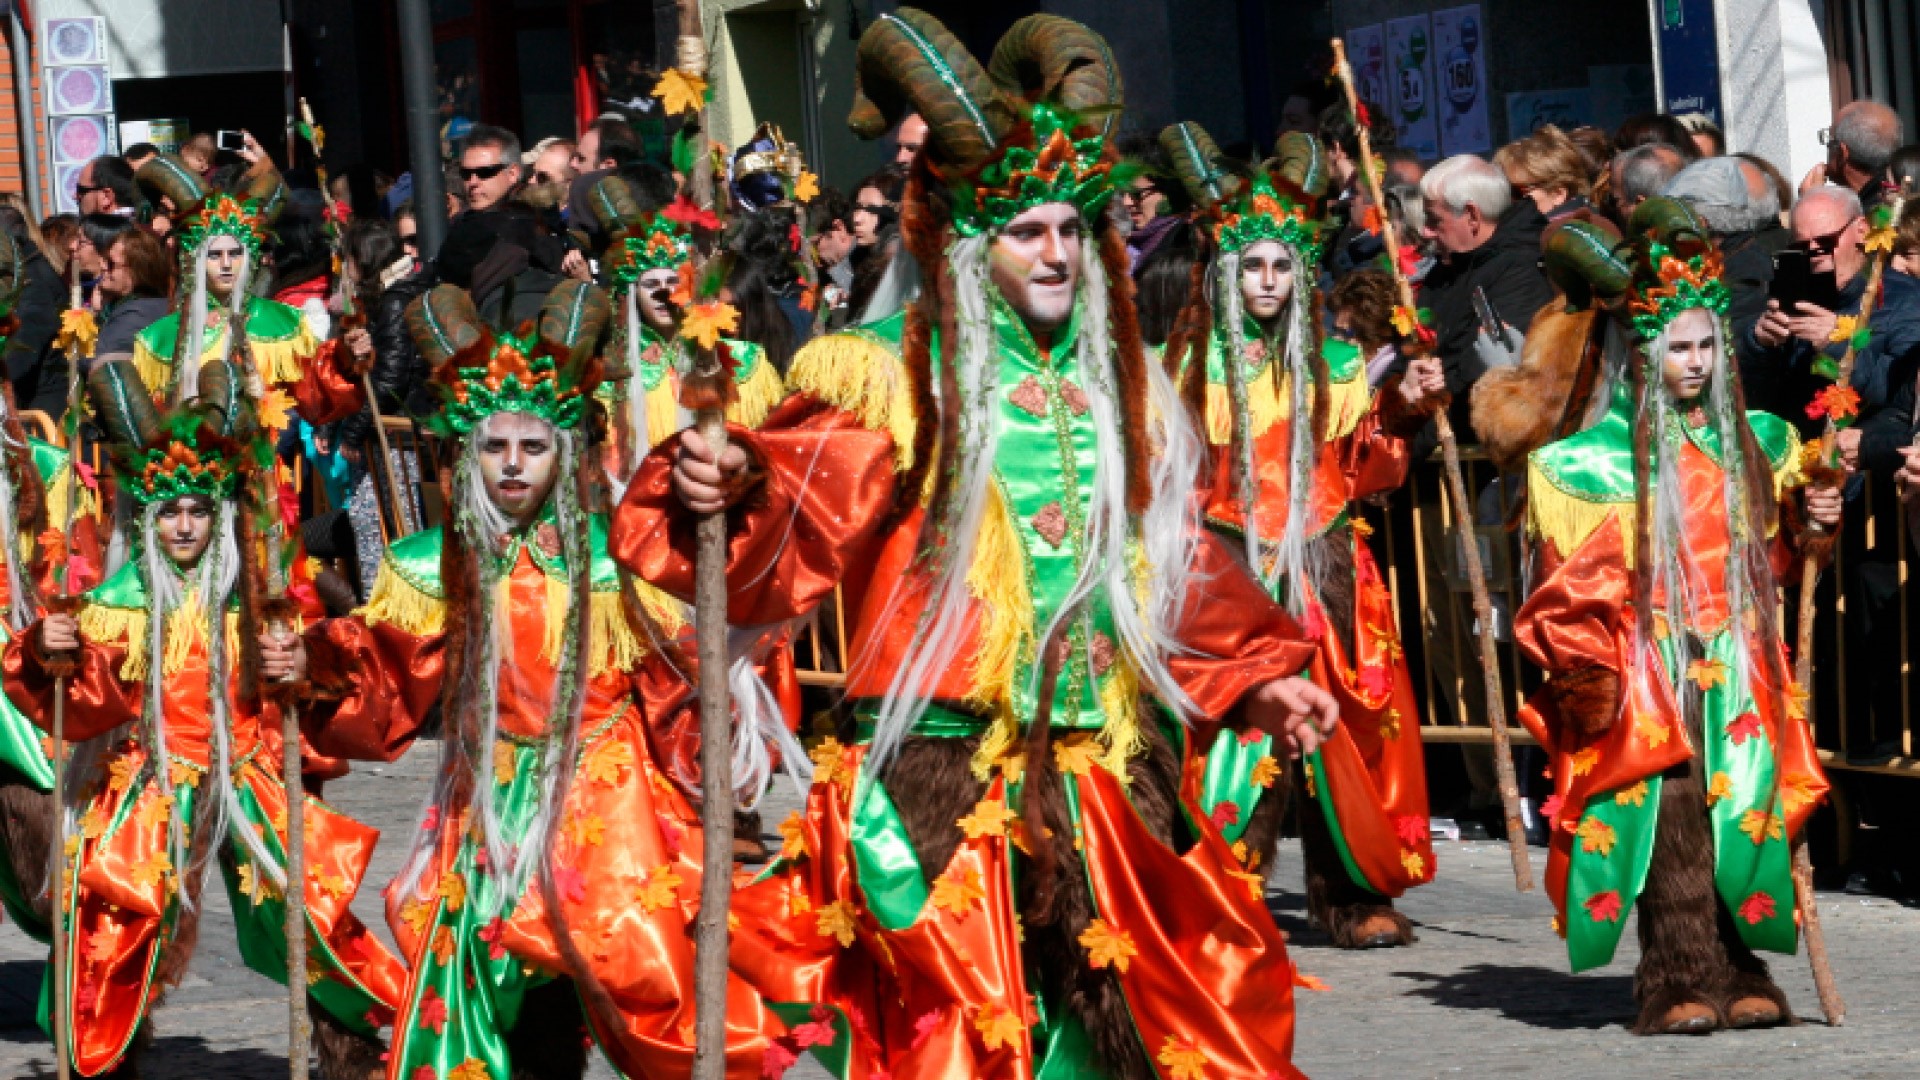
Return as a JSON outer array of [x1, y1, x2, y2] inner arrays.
[[1157, 121, 1443, 947], [0, 226, 102, 943], [268, 280, 786, 1079], [616, 10, 1342, 1078], [1514, 197, 1837, 1033], [2, 356, 403, 1078]]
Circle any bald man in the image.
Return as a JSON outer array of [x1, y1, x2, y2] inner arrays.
[[1804, 99, 1904, 208]]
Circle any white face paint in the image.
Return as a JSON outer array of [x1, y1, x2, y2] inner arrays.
[[635, 268, 680, 335], [205, 236, 245, 300], [477, 411, 559, 526], [1661, 308, 1718, 403], [1239, 239, 1295, 324]]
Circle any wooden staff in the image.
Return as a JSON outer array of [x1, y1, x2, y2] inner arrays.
[[1332, 39, 1531, 892], [230, 286, 314, 1075], [43, 252, 92, 1080], [1780, 198, 1897, 1029], [674, 2, 735, 1076], [298, 98, 408, 538]]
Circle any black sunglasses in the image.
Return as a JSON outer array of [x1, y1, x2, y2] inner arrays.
[[459, 162, 512, 181], [1793, 221, 1858, 255], [73, 181, 105, 198]]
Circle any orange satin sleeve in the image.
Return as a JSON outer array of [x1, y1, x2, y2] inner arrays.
[[4, 619, 142, 742], [291, 337, 366, 425], [301, 616, 446, 762], [1512, 514, 1632, 679], [1339, 391, 1415, 502], [611, 393, 900, 626], [1167, 533, 1318, 732]]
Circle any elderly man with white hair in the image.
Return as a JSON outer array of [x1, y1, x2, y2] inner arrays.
[[1417, 153, 1557, 437], [1805, 98, 1905, 210]]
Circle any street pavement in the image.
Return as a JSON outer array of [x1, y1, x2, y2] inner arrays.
[[2, 745, 1915, 1078]]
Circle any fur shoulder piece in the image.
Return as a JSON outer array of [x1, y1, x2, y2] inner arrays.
[[1471, 304, 1601, 474], [784, 321, 916, 468]]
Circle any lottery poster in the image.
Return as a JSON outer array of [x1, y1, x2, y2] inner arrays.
[[1385, 15, 1439, 161], [1431, 6, 1491, 155]]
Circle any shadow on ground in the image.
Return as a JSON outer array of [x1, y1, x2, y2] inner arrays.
[[0, 1037, 289, 1079], [1395, 963, 1633, 1031]]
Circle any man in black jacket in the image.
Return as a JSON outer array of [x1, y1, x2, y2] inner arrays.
[[1417, 154, 1556, 442]]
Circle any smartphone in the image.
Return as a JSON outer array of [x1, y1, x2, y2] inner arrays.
[[1769, 248, 1811, 309], [1471, 286, 1511, 350], [216, 130, 246, 152]]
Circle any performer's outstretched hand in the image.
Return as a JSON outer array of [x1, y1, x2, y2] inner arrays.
[[1805, 483, 1843, 528], [672, 428, 751, 514], [260, 631, 308, 684], [1246, 677, 1340, 758]]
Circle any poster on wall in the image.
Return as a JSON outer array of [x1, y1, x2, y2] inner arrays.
[[1385, 15, 1439, 161], [1345, 24, 1389, 115], [1506, 89, 1592, 138], [1431, 6, 1491, 156], [41, 16, 118, 213]]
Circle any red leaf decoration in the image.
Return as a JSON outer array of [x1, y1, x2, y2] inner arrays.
[[1727, 712, 1765, 746], [663, 195, 721, 231], [761, 1040, 798, 1078], [1583, 890, 1623, 923], [1738, 890, 1777, 925], [417, 986, 449, 1034], [1209, 801, 1241, 828], [791, 1018, 836, 1049], [910, 1009, 942, 1050], [1393, 815, 1428, 846]]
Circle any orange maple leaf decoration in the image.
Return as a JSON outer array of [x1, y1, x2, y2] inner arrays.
[[1576, 816, 1617, 857], [1294, 971, 1332, 991], [1569, 747, 1600, 778], [1686, 658, 1729, 692], [815, 899, 858, 947], [1078, 919, 1139, 973], [1584, 889, 1623, 923], [653, 68, 708, 117], [956, 798, 1015, 840], [973, 1003, 1026, 1052], [1739, 808, 1785, 845], [680, 302, 740, 349], [931, 865, 987, 920], [1808, 384, 1860, 422], [1737, 890, 1777, 925], [1157, 1036, 1210, 1080]]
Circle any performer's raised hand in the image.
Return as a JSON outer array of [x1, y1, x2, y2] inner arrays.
[[259, 631, 308, 684], [40, 613, 79, 654], [1805, 483, 1843, 529], [1397, 354, 1446, 411], [1246, 676, 1340, 758], [672, 428, 751, 514]]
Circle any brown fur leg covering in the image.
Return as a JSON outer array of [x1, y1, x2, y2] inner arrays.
[[1712, 902, 1793, 1027], [1550, 666, 1622, 737], [874, 735, 987, 888], [0, 778, 55, 924], [1297, 760, 1414, 948], [311, 1001, 386, 1080], [1633, 758, 1732, 1034], [505, 977, 590, 1080]]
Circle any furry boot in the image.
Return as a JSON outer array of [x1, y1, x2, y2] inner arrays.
[[1297, 760, 1414, 948], [1632, 757, 1791, 1034], [0, 776, 55, 928], [312, 1002, 387, 1080], [505, 977, 590, 1080]]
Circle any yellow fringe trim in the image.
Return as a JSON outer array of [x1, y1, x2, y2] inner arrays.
[[642, 379, 682, 451], [1773, 423, 1805, 502], [963, 485, 1033, 713], [1526, 458, 1634, 568], [1203, 365, 1369, 448], [80, 596, 245, 681], [631, 577, 687, 638], [786, 332, 917, 469], [249, 326, 317, 389], [359, 559, 446, 637], [1204, 363, 1283, 447], [131, 338, 169, 397], [1095, 659, 1145, 780], [728, 354, 787, 431]]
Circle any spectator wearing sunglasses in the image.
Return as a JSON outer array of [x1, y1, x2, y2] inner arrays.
[[75, 155, 139, 217], [1750, 185, 1920, 436], [458, 124, 524, 213]]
